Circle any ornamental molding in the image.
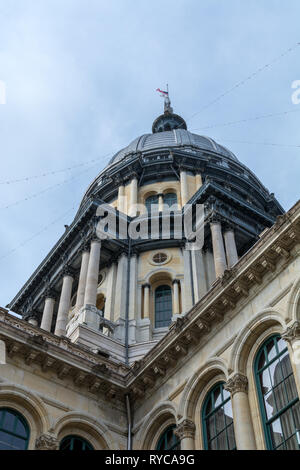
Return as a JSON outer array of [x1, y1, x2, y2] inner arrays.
[[282, 321, 300, 343], [224, 373, 248, 396], [174, 419, 196, 440], [35, 433, 59, 450]]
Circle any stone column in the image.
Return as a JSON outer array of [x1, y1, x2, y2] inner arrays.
[[83, 239, 101, 307], [129, 175, 138, 217], [41, 294, 56, 332], [282, 321, 300, 395], [143, 283, 150, 318], [180, 169, 189, 206], [224, 228, 238, 268], [105, 261, 117, 322], [55, 270, 74, 337], [182, 247, 194, 312], [195, 172, 202, 190], [158, 193, 164, 212], [114, 253, 128, 318], [172, 280, 180, 315], [210, 220, 227, 278], [118, 183, 125, 213], [224, 373, 256, 450], [75, 248, 90, 311], [129, 253, 138, 320], [191, 249, 207, 302], [174, 419, 196, 450]]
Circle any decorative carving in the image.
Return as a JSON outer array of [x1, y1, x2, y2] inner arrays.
[[89, 378, 102, 393], [35, 433, 59, 450], [42, 357, 56, 372], [224, 373, 248, 396], [174, 419, 196, 440], [57, 364, 71, 379], [25, 350, 39, 365], [282, 321, 300, 344], [62, 264, 75, 278]]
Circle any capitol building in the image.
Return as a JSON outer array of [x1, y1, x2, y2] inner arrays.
[[0, 97, 300, 451]]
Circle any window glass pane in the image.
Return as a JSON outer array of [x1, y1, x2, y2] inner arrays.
[[277, 337, 286, 353], [270, 418, 284, 448], [155, 285, 172, 328], [207, 415, 216, 439], [214, 387, 222, 408], [260, 369, 272, 394], [164, 193, 178, 208], [2, 411, 15, 432], [255, 335, 300, 451], [269, 359, 283, 387], [156, 426, 180, 451], [145, 195, 159, 213], [266, 339, 277, 362], [227, 424, 236, 450], [224, 400, 234, 426], [14, 420, 27, 438], [0, 409, 29, 450], [202, 383, 236, 450], [60, 436, 93, 451], [258, 350, 266, 370]]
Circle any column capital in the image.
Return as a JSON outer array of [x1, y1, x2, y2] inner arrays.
[[224, 222, 235, 233], [62, 264, 75, 278], [35, 433, 59, 450], [172, 279, 181, 285], [224, 373, 248, 396], [282, 321, 300, 344], [142, 283, 151, 289], [174, 419, 196, 440], [209, 213, 224, 225], [42, 288, 57, 301]]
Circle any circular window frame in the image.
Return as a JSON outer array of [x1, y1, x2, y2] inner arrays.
[[149, 251, 172, 266]]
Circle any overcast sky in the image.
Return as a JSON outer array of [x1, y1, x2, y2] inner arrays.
[[0, 0, 299, 309]]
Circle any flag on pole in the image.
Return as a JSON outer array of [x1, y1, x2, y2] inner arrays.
[[156, 88, 168, 97]]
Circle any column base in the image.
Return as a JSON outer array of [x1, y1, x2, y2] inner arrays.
[[66, 304, 101, 336], [136, 318, 152, 342]]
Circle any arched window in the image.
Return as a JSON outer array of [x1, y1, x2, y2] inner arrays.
[[156, 425, 180, 450], [145, 195, 159, 214], [202, 382, 236, 450], [155, 285, 172, 328], [0, 408, 30, 450], [60, 435, 94, 450], [254, 335, 300, 450], [163, 193, 178, 208]]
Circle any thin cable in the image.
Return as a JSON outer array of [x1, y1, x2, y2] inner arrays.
[[0, 161, 100, 210], [0, 206, 76, 261], [190, 108, 300, 131], [187, 42, 300, 121], [217, 139, 300, 149], [0, 151, 114, 185]]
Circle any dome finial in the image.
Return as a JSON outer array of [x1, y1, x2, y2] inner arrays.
[[156, 85, 173, 114]]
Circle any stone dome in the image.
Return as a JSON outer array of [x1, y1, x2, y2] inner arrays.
[[108, 129, 238, 167]]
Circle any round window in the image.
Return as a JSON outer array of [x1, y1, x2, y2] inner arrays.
[[152, 253, 168, 264]]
